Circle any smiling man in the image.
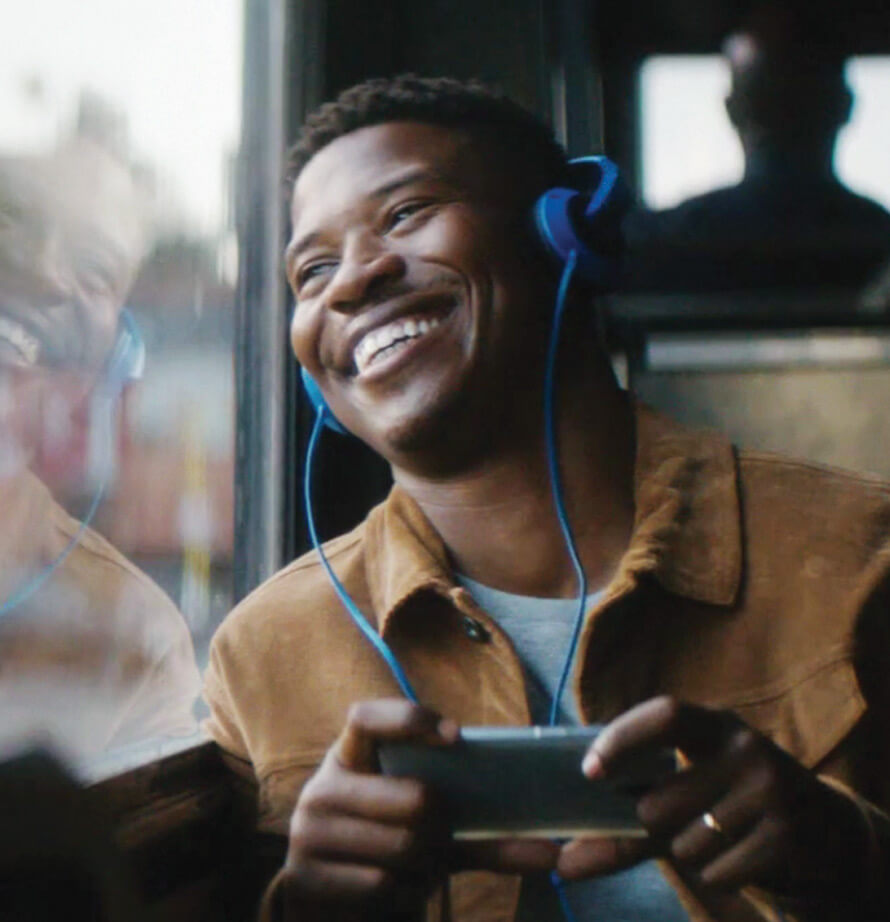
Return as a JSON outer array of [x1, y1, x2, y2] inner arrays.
[[205, 76, 890, 922], [287, 111, 571, 478]]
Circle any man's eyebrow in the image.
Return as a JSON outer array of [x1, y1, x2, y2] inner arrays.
[[286, 167, 445, 267], [369, 166, 444, 200], [285, 231, 319, 269]]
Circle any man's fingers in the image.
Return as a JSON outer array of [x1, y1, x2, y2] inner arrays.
[[636, 753, 737, 836], [556, 835, 654, 880], [668, 767, 769, 868], [697, 817, 787, 892], [333, 699, 458, 772], [304, 769, 437, 826], [284, 702, 457, 915], [294, 812, 445, 870], [586, 697, 736, 779], [284, 856, 398, 904], [453, 838, 561, 874]]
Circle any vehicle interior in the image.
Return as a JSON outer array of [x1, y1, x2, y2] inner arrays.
[[2, 0, 889, 919]]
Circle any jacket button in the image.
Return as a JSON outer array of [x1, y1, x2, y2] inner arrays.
[[462, 615, 489, 642]]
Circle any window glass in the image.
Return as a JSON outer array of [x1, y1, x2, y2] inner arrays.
[[836, 58, 890, 214], [0, 0, 241, 776], [639, 54, 890, 212], [638, 55, 742, 210]]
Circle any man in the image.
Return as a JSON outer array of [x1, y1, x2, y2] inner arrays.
[[624, 7, 890, 294], [204, 76, 890, 920], [0, 140, 200, 764]]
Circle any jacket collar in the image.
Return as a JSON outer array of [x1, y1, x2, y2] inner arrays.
[[629, 404, 741, 607], [365, 401, 742, 632]]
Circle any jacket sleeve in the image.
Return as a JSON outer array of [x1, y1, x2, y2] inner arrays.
[[818, 776, 890, 916], [203, 632, 253, 762]]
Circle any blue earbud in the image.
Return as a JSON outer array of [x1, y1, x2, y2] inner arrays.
[[300, 366, 348, 435], [100, 308, 146, 398], [300, 155, 627, 434], [533, 156, 627, 289]]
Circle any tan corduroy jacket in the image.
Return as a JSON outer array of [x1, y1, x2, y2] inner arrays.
[[204, 406, 890, 921], [0, 470, 201, 762]]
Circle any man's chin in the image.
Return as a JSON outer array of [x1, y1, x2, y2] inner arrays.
[[372, 408, 449, 458], [368, 391, 485, 473]]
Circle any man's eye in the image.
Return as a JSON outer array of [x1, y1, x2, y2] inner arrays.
[[298, 261, 335, 288], [387, 201, 431, 230], [79, 270, 116, 299]]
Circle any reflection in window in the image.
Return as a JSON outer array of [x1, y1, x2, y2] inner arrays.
[[0, 0, 240, 774], [639, 55, 890, 212]]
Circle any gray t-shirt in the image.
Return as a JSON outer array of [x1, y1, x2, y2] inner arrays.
[[457, 575, 688, 922]]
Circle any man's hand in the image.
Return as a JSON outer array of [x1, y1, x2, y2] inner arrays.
[[282, 700, 455, 917], [281, 699, 559, 919], [559, 697, 870, 908]]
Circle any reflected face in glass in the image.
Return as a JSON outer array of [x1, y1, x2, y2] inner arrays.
[[0, 144, 144, 377], [287, 121, 552, 461], [0, 144, 146, 468]]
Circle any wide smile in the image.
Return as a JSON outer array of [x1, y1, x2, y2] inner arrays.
[[350, 297, 458, 378], [0, 305, 54, 368]]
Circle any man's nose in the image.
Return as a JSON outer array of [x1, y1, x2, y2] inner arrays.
[[324, 240, 405, 314]]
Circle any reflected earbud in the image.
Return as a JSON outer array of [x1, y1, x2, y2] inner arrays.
[[100, 308, 146, 399], [300, 155, 627, 434], [0, 309, 145, 618]]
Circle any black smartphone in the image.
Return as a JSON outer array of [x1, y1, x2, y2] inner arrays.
[[379, 726, 677, 839]]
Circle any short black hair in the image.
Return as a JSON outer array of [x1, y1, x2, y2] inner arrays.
[[287, 74, 570, 203]]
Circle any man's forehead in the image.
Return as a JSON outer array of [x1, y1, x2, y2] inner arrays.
[[291, 122, 480, 228], [0, 143, 145, 271]]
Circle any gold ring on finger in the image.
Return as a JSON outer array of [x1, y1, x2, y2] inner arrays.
[[701, 811, 724, 835]]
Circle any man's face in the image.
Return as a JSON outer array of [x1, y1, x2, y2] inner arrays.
[[287, 121, 553, 462], [0, 146, 142, 374], [0, 143, 144, 474]]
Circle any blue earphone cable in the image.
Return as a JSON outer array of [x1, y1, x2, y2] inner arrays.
[[299, 215, 784, 922], [0, 370, 128, 619], [301, 249, 584, 715], [0, 313, 142, 619], [540, 251, 787, 922], [0, 470, 108, 618], [544, 249, 586, 729], [300, 251, 585, 919], [542, 250, 586, 922], [303, 407, 420, 702]]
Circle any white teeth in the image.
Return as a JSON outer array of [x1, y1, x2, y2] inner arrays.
[[354, 314, 443, 373]]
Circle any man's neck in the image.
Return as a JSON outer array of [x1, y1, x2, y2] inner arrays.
[[743, 144, 836, 184], [393, 366, 635, 599]]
